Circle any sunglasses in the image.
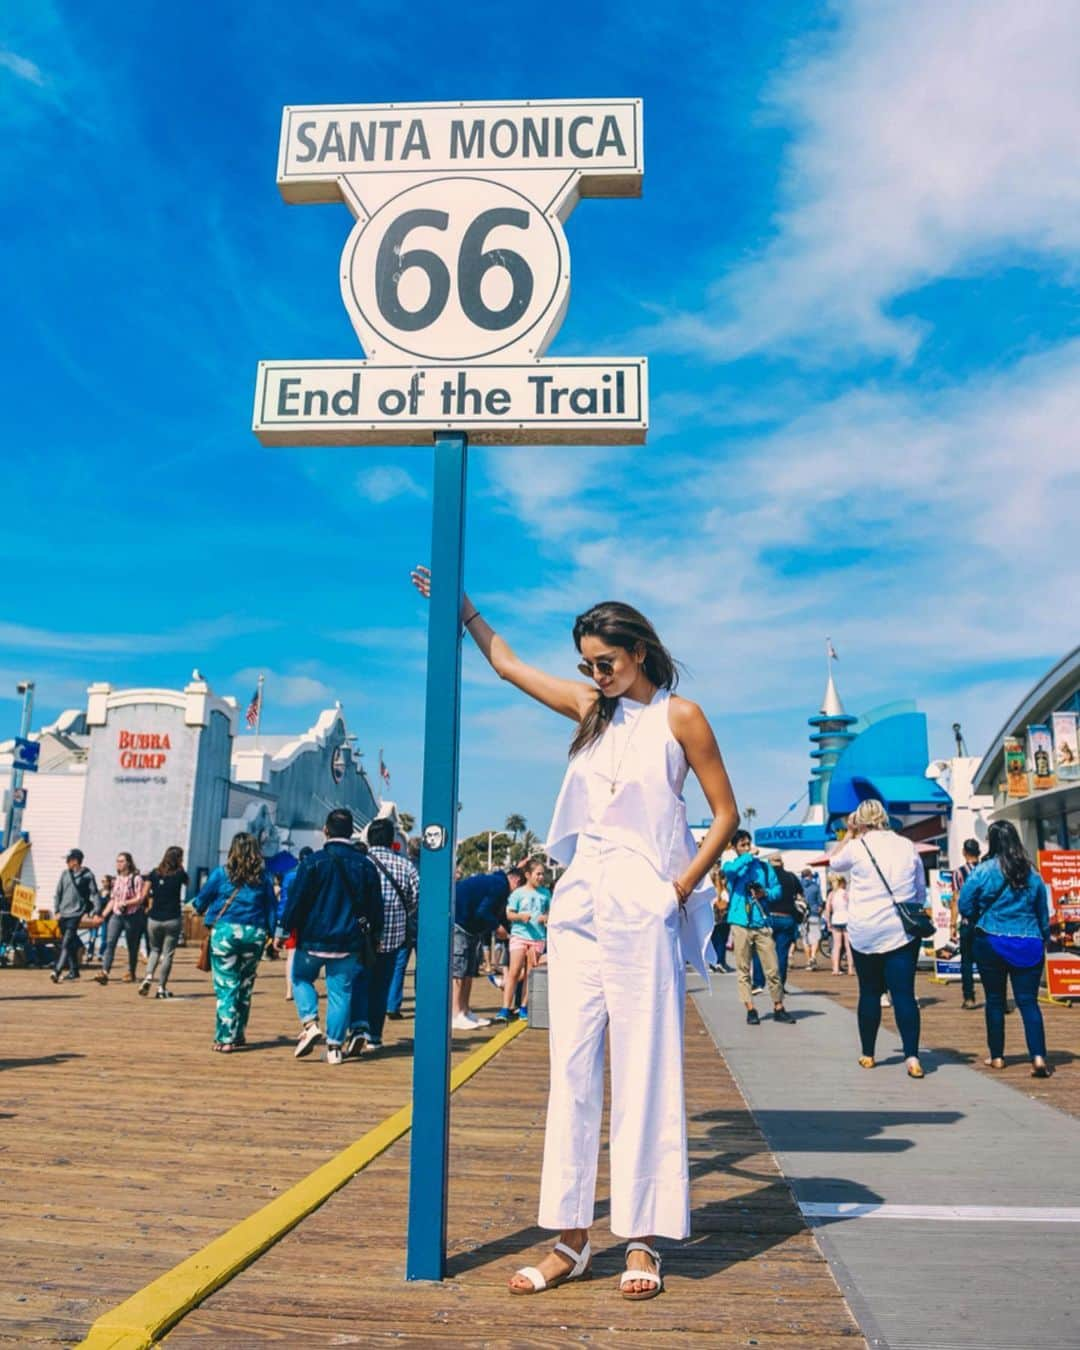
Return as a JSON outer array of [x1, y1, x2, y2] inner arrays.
[[578, 656, 617, 679]]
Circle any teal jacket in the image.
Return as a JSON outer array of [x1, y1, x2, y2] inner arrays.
[[722, 852, 780, 928]]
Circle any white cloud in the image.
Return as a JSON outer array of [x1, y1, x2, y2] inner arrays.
[[356, 466, 425, 504], [479, 337, 1080, 822], [650, 0, 1080, 360], [232, 668, 334, 708], [0, 616, 276, 655], [0, 48, 44, 86]]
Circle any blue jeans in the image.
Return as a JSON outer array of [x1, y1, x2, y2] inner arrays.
[[752, 915, 798, 988], [974, 932, 1046, 1060], [386, 943, 411, 1013], [851, 937, 921, 1059], [292, 950, 361, 1046]]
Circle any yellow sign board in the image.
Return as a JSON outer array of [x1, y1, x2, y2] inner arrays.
[[11, 883, 36, 921]]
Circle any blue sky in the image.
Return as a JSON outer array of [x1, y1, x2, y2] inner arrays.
[[3, 0, 1079, 839]]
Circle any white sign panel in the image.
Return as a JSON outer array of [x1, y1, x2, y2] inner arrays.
[[254, 358, 646, 446], [256, 97, 647, 446], [277, 99, 642, 201]]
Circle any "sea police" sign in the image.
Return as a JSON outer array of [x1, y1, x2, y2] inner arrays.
[[253, 97, 647, 445]]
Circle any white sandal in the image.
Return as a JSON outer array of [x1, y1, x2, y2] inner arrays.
[[510, 1240, 592, 1295], [620, 1241, 663, 1300]]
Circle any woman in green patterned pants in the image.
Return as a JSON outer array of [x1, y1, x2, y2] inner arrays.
[[191, 833, 277, 1053]]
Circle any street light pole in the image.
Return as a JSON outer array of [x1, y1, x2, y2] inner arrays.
[[5, 680, 35, 846]]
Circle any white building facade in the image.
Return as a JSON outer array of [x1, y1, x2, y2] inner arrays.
[[1, 678, 387, 901]]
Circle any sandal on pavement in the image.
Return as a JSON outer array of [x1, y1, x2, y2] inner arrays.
[[984, 1057, 1006, 1070], [857, 1056, 875, 1069], [620, 1242, 663, 1301], [906, 1059, 925, 1079], [509, 1240, 591, 1295], [1032, 1059, 1054, 1078]]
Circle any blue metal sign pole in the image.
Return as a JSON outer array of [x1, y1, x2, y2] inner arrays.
[[406, 431, 468, 1281]]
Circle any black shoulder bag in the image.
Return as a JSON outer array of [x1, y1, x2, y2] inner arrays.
[[861, 838, 935, 942], [330, 856, 380, 970]]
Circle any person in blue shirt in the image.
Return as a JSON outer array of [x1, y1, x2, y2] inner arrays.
[[190, 832, 278, 1053], [722, 831, 794, 1026], [452, 867, 525, 1030], [958, 820, 1052, 1077], [277, 846, 313, 1003]]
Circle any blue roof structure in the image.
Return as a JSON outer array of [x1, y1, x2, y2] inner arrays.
[[754, 664, 949, 852]]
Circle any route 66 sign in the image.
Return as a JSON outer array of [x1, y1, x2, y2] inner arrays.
[[254, 98, 647, 446]]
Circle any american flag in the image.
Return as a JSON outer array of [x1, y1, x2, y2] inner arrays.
[[245, 686, 261, 728], [379, 749, 391, 787]]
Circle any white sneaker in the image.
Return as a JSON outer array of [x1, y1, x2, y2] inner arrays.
[[325, 1044, 343, 1065], [451, 1013, 482, 1031], [464, 1012, 492, 1028], [294, 1022, 322, 1058]]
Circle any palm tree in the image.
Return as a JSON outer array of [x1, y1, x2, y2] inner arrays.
[[504, 813, 527, 841], [743, 806, 757, 826]]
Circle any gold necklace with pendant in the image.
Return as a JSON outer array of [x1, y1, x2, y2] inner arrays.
[[608, 697, 648, 795]]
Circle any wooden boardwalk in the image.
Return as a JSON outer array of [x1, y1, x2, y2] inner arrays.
[[0, 949, 864, 1347], [794, 962, 1080, 1118]]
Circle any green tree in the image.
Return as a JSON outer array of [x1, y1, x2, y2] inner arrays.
[[510, 828, 542, 865], [504, 813, 527, 841], [456, 830, 512, 877]]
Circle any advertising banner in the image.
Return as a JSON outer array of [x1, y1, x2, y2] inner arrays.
[[1004, 736, 1029, 797], [1046, 953, 1080, 999], [1028, 724, 1056, 791], [928, 869, 954, 949], [10, 883, 35, 921], [1052, 711, 1080, 781], [1038, 849, 1080, 927]]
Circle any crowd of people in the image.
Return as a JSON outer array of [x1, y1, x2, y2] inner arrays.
[[706, 804, 1054, 1079]]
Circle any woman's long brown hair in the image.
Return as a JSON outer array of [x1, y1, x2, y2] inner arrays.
[[156, 845, 185, 877], [226, 833, 266, 889], [569, 601, 679, 757]]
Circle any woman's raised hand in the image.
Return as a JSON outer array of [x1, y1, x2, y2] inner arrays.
[[410, 564, 431, 599]]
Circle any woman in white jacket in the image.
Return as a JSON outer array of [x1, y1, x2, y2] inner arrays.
[[412, 571, 738, 1300], [829, 799, 927, 1079]]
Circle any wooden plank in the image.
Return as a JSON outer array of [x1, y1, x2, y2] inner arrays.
[[2, 949, 865, 1346], [166, 1001, 865, 1347]]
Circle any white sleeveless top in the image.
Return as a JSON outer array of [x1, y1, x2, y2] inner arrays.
[[545, 690, 715, 976], [545, 690, 693, 874]]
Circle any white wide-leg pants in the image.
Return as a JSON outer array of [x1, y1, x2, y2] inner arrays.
[[537, 838, 689, 1239]]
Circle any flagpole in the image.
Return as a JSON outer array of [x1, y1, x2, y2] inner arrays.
[[255, 673, 264, 748]]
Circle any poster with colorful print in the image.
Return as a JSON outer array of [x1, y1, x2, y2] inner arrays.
[[1004, 735, 1029, 797], [1038, 850, 1080, 926], [1027, 724, 1056, 791], [1046, 953, 1080, 999], [1052, 711, 1080, 781]]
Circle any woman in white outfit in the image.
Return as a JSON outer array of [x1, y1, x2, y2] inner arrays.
[[411, 573, 738, 1300]]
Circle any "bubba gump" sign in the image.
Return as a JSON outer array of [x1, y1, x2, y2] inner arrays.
[[254, 97, 647, 447], [117, 730, 171, 771]]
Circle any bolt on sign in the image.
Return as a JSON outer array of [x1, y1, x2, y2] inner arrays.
[[253, 98, 647, 444]]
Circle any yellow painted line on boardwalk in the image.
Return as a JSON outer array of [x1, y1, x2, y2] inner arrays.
[[79, 1018, 528, 1350]]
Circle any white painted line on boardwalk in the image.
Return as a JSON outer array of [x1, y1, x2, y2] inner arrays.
[[801, 1202, 1080, 1224]]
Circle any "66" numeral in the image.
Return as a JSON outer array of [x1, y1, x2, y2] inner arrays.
[[375, 207, 534, 334]]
